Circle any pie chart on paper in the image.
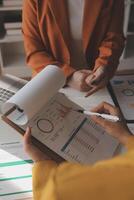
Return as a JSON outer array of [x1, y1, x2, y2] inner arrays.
[[37, 119, 54, 133]]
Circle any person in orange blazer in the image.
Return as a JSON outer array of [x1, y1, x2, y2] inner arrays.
[[22, 0, 125, 96], [23, 102, 134, 200]]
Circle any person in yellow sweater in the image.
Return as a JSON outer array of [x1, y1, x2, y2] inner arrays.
[[23, 102, 134, 200]]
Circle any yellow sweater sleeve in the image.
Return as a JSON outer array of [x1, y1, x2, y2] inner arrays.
[[32, 137, 134, 200], [32, 160, 58, 200]]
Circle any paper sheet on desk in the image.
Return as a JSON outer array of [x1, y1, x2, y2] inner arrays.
[[127, 123, 134, 135], [60, 87, 114, 110], [110, 75, 134, 121]]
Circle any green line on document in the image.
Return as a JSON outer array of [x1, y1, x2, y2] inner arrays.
[[0, 175, 32, 181], [0, 160, 33, 167], [0, 190, 32, 197]]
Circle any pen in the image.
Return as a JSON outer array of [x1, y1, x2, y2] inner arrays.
[[75, 109, 120, 122]]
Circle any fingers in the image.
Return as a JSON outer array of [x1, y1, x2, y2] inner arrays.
[[91, 115, 108, 129], [90, 102, 119, 130], [79, 69, 92, 75], [24, 127, 31, 145], [23, 127, 50, 162], [23, 127, 32, 152], [91, 70, 104, 85], [94, 66, 105, 77], [85, 86, 100, 97], [85, 68, 108, 96], [90, 73, 104, 85], [85, 66, 109, 87], [85, 78, 108, 97], [75, 71, 92, 91], [102, 102, 120, 116], [68, 70, 103, 92], [85, 73, 95, 86], [91, 102, 120, 116], [80, 81, 91, 91], [85, 67, 104, 86]]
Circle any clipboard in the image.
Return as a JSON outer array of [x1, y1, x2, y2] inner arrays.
[[2, 110, 64, 164]]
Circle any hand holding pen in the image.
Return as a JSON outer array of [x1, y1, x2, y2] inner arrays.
[[76, 109, 120, 122], [86, 102, 130, 144], [67, 67, 109, 96], [85, 66, 109, 97]]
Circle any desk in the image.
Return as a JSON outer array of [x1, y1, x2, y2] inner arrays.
[[0, 116, 33, 200], [20, 198, 32, 200], [60, 86, 114, 110]]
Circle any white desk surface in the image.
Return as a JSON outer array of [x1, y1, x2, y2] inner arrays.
[[0, 115, 32, 200], [60, 86, 114, 110]]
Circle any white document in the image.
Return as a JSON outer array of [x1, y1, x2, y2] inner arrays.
[[60, 86, 114, 110], [25, 93, 118, 164], [110, 75, 134, 121], [3, 65, 65, 124], [0, 118, 33, 200], [2, 65, 119, 164]]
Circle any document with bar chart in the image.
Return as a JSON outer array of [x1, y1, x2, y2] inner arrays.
[[2, 66, 119, 164]]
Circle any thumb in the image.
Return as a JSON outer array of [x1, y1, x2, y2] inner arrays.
[[91, 67, 106, 85], [23, 127, 32, 152], [23, 127, 50, 162]]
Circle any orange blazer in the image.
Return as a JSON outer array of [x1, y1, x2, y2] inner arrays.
[[22, 0, 125, 77]]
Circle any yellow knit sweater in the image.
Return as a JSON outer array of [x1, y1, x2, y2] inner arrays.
[[32, 137, 134, 200]]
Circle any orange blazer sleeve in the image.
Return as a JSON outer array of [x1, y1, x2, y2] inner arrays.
[[94, 0, 125, 78], [22, 0, 75, 77]]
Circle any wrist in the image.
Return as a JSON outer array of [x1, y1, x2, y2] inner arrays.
[[118, 131, 131, 145]]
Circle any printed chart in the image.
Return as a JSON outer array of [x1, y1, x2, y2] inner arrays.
[[111, 75, 134, 121], [26, 93, 118, 164]]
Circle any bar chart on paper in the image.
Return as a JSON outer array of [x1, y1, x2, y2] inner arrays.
[[26, 93, 118, 164]]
